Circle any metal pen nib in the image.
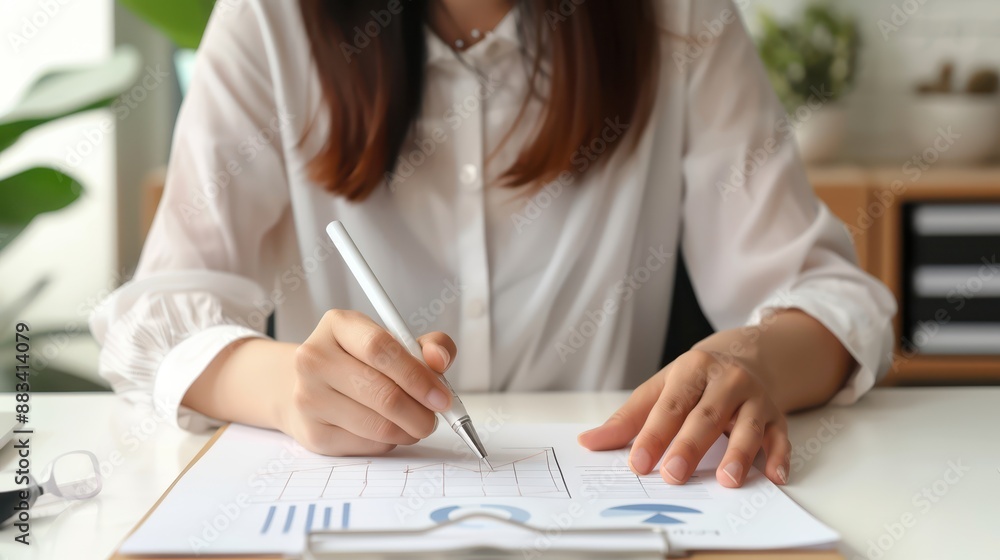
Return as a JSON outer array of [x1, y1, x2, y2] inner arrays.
[[452, 417, 490, 468]]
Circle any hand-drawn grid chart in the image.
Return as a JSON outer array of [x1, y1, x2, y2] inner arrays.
[[253, 447, 570, 501], [577, 466, 711, 500]]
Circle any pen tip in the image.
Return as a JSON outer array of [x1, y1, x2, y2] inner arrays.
[[484, 458, 494, 471]]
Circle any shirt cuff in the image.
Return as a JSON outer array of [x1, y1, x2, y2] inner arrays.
[[745, 284, 894, 405], [152, 324, 267, 431]]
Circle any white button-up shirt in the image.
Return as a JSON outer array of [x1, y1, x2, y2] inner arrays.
[[90, 0, 897, 431]]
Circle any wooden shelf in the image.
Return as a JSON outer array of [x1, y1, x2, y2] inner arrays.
[[891, 355, 1000, 384], [808, 165, 1000, 386]]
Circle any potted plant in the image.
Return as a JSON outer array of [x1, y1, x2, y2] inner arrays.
[[755, 2, 860, 164], [0, 47, 140, 390]]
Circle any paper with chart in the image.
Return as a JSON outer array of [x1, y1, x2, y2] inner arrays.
[[121, 423, 839, 555]]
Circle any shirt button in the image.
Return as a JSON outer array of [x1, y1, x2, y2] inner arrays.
[[460, 164, 479, 189], [466, 298, 487, 318]]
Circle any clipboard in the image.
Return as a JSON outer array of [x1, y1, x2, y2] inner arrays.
[[111, 424, 845, 560], [303, 513, 673, 559]]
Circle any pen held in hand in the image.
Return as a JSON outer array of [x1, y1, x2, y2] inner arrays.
[[326, 220, 491, 465]]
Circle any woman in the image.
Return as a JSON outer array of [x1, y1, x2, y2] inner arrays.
[[91, 0, 895, 489]]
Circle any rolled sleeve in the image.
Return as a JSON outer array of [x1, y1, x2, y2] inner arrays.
[[90, 0, 291, 430], [154, 324, 266, 430], [677, 0, 897, 403], [745, 276, 895, 405], [90, 271, 273, 430]]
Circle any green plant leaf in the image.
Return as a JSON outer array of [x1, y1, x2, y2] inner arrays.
[[0, 167, 83, 251], [753, 1, 860, 113], [0, 45, 142, 153], [118, 0, 216, 49]]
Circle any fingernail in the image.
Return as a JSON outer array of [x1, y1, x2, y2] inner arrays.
[[722, 462, 743, 486], [777, 465, 788, 485], [434, 345, 451, 370], [630, 448, 653, 474], [426, 388, 450, 411], [662, 456, 688, 483], [432, 415, 439, 432]]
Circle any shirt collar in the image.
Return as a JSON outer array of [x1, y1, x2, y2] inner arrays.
[[425, 6, 522, 68]]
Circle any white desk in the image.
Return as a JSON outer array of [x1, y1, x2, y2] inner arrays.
[[0, 388, 995, 559]]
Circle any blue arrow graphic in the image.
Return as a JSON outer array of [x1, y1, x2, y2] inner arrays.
[[601, 504, 702, 525]]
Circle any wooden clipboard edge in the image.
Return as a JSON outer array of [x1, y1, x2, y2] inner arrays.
[[690, 554, 841, 560], [109, 423, 844, 560], [108, 423, 277, 560]]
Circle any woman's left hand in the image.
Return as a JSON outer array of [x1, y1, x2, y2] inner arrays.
[[577, 349, 790, 488]]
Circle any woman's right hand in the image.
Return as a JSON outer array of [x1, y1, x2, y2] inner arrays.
[[280, 309, 457, 456]]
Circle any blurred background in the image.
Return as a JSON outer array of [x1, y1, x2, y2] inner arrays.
[[2, 0, 998, 392]]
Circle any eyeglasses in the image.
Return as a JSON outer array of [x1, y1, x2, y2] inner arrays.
[[0, 450, 102, 526]]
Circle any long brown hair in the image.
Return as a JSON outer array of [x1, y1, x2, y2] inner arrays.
[[299, 0, 660, 200]]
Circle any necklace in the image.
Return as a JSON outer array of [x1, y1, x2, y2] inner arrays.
[[433, 0, 485, 50], [431, 0, 491, 80]]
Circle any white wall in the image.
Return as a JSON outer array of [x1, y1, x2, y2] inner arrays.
[[737, 0, 1000, 162], [0, 0, 116, 382]]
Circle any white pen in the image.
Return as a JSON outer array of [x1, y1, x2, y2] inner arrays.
[[326, 221, 492, 469]]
